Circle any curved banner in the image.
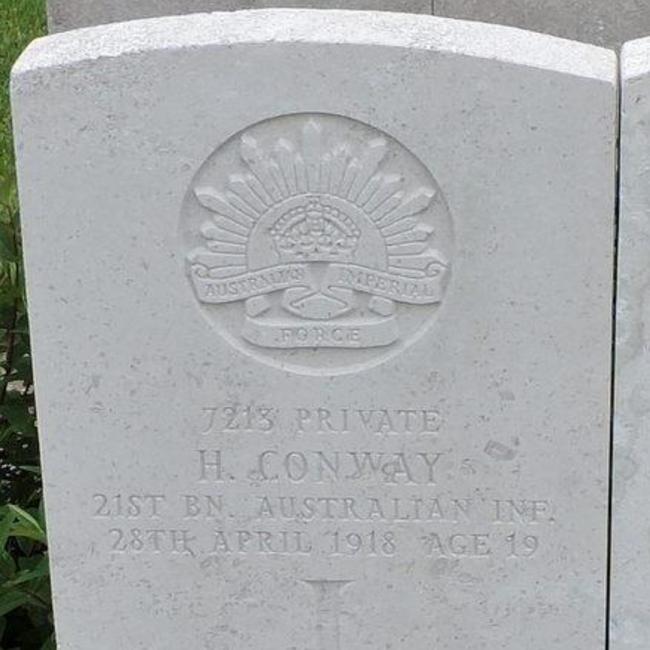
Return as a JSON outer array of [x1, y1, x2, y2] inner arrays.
[[190, 262, 447, 306]]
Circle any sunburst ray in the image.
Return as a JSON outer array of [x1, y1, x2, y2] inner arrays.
[[364, 174, 403, 212], [348, 138, 387, 201], [328, 144, 351, 195], [228, 174, 267, 213], [385, 224, 434, 245], [377, 189, 436, 229], [302, 119, 322, 192], [195, 186, 255, 229], [191, 118, 443, 281], [274, 139, 298, 195], [240, 134, 283, 202]]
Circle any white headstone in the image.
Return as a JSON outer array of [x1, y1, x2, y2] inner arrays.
[[613, 37, 650, 650], [434, 0, 650, 48], [47, 0, 431, 32], [12, 10, 616, 649]]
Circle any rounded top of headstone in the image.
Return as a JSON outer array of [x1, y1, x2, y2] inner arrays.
[[12, 9, 616, 83], [622, 36, 650, 80]]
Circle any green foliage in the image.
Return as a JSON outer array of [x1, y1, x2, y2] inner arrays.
[[0, 0, 53, 648]]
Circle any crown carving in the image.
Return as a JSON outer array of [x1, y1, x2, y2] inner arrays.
[[191, 117, 444, 281], [270, 196, 360, 262]]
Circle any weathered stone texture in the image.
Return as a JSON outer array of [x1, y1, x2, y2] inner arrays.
[[12, 10, 616, 649]]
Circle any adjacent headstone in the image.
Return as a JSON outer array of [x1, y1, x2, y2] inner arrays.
[[47, 0, 432, 32], [434, 0, 650, 48], [612, 37, 650, 650], [12, 10, 617, 649]]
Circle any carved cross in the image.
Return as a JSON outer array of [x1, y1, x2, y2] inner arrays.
[[304, 580, 352, 650]]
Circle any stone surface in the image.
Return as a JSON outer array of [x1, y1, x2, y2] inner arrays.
[[612, 38, 650, 650], [48, 0, 432, 32], [434, 0, 650, 48], [12, 10, 616, 649]]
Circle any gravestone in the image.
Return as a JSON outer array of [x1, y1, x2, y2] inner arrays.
[[612, 37, 650, 650], [47, 0, 431, 32], [434, 0, 650, 48], [12, 9, 617, 649]]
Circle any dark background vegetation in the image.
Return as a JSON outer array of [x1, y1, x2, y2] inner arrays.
[[0, 0, 53, 648]]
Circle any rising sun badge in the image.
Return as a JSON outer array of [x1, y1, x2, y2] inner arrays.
[[183, 113, 453, 370]]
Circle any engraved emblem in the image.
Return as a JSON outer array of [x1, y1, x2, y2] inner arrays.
[[183, 113, 453, 372]]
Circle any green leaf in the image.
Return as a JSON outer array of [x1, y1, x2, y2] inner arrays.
[[0, 226, 15, 261], [0, 551, 15, 582], [41, 633, 56, 650], [0, 401, 36, 435], [4, 558, 49, 588], [0, 506, 15, 549], [0, 176, 15, 208], [7, 505, 46, 544], [18, 465, 41, 476], [0, 588, 30, 617], [17, 554, 45, 572]]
